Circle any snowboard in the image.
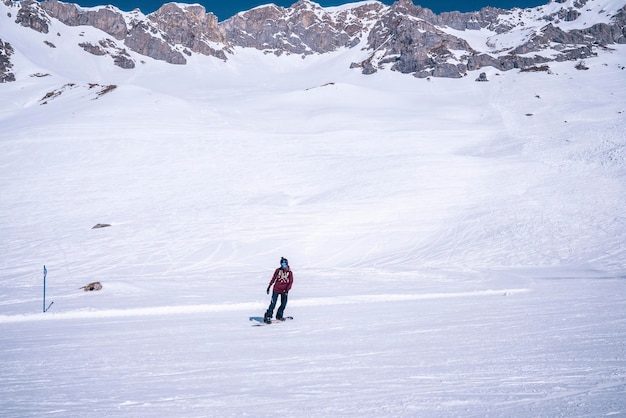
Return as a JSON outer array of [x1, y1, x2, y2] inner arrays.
[[249, 316, 293, 326]]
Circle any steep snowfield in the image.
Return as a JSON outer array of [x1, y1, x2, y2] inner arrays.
[[1, 2, 626, 415]]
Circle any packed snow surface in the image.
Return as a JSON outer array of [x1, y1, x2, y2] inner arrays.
[[1, 6, 626, 415]]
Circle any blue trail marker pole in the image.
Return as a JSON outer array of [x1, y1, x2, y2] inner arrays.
[[43, 265, 53, 312], [43, 265, 47, 313]]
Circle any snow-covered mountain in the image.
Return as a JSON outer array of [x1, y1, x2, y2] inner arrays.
[[1, 0, 626, 416], [1, 0, 626, 79]]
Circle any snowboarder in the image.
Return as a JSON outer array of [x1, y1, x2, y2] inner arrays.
[[264, 257, 293, 324]]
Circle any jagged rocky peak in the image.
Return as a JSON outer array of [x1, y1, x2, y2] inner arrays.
[[36, 0, 231, 64], [436, 7, 513, 32], [35, 0, 187, 65], [220, 1, 325, 55], [354, 0, 476, 78], [40, 1, 127, 39], [334, 2, 387, 37], [220, 0, 385, 55], [148, 3, 223, 45], [147, 2, 230, 59]]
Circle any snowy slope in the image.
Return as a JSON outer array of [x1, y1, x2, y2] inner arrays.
[[1, 3, 626, 415]]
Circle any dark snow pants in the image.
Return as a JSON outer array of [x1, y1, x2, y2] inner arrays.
[[265, 291, 288, 319]]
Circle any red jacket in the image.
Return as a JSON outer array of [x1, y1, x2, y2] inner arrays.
[[268, 267, 293, 294]]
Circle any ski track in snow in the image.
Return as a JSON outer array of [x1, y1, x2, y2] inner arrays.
[[0, 288, 530, 323]]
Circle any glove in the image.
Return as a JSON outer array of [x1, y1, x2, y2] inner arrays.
[[266, 285, 271, 295]]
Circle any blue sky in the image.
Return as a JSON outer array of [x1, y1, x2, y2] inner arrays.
[[74, 0, 548, 20]]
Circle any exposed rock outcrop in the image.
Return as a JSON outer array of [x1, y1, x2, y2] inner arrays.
[[80, 281, 102, 291], [15, 0, 50, 33], [475, 72, 489, 82], [79, 39, 135, 68], [0, 39, 16, 83]]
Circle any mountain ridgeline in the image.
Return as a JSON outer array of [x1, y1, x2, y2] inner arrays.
[[1, 0, 626, 81]]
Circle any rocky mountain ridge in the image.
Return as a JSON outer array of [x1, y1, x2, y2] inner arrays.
[[1, 0, 625, 81]]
